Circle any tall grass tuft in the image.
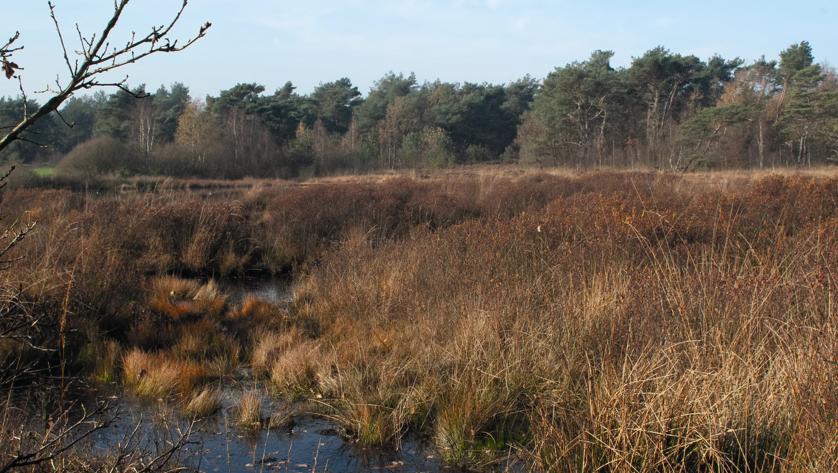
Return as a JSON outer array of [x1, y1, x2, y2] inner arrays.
[[183, 387, 223, 418], [122, 349, 211, 399], [236, 390, 263, 429]]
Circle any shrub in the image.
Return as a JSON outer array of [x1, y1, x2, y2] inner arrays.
[[56, 137, 142, 178], [462, 144, 494, 163]]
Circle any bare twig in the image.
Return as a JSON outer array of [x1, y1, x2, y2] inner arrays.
[[1, 32, 24, 80], [48, 2, 75, 78], [0, 0, 210, 153], [0, 402, 112, 473]]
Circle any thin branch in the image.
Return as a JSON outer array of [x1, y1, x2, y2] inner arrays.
[[1, 32, 23, 80], [0, 164, 15, 183], [16, 77, 27, 118], [0, 32, 21, 53], [53, 108, 74, 128], [13, 135, 46, 148], [0, 0, 210, 153], [0, 222, 36, 260], [48, 2, 75, 77], [75, 23, 91, 59], [0, 402, 112, 473], [135, 421, 195, 473], [80, 79, 148, 98]]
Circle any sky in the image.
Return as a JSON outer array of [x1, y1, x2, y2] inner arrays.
[[2, 0, 836, 100]]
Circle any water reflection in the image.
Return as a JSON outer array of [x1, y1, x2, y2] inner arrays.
[[94, 395, 441, 473]]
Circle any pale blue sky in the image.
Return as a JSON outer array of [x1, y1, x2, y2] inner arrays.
[[2, 1, 836, 99]]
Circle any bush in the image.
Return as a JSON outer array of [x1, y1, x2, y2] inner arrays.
[[56, 137, 142, 178], [462, 144, 494, 163]]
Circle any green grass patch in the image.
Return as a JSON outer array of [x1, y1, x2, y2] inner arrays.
[[33, 166, 56, 177]]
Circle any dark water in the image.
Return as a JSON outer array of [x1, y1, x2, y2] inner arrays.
[[94, 392, 442, 473]]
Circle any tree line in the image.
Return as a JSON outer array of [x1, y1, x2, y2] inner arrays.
[[1, 41, 836, 178]]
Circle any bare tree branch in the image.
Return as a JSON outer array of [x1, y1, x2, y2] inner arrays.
[[48, 2, 75, 78], [0, 402, 112, 473], [0, 0, 210, 153], [0, 32, 24, 80]]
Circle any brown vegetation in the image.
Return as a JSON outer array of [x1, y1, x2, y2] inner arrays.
[[0, 168, 835, 471], [280, 170, 836, 470], [236, 390, 263, 429], [183, 387, 223, 418], [122, 349, 210, 399]]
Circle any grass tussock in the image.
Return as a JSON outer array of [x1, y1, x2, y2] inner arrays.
[[250, 327, 302, 376], [148, 276, 226, 320], [227, 296, 287, 335], [183, 387, 223, 418], [268, 340, 321, 397], [122, 349, 211, 399], [236, 390, 263, 429]]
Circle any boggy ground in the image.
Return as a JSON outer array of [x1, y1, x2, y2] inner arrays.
[[0, 167, 835, 472]]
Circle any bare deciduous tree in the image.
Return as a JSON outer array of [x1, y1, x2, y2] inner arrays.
[[0, 0, 211, 153]]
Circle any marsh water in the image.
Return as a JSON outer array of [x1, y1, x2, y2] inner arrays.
[[93, 384, 441, 473], [220, 277, 293, 305], [82, 277, 444, 473]]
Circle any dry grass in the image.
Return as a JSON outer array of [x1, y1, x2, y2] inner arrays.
[[236, 390, 263, 429], [1, 168, 836, 471], [275, 172, 837, 471], [268, 340, 321, 396], [227, 296, 287, 335], [148, 276, 226, 320], [172, 319, 240, 364], [183, 387, 223, 418], [250, 328, 302, 375], [122, 349, 211, 399]]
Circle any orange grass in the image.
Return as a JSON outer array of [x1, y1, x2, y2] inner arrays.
[[122, 349, 212, 399]]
